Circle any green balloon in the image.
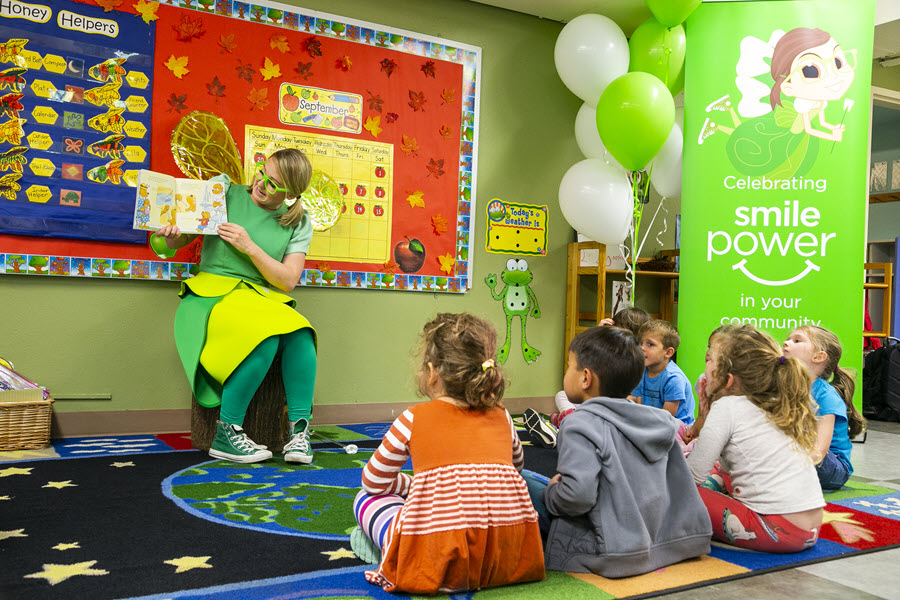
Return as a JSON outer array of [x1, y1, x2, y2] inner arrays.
[[628, 17, 685, 95], [645, 0, 701, 28], [148, 232, 177, 259], [596, 72, 675, 172]]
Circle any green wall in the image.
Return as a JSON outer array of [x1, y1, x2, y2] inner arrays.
[[0, 0, 584, 415]]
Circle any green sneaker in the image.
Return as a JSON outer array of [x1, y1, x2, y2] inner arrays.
[[350, 525, 382, 564], [284, 418, 313, 464], [209, 421, 273, 463]]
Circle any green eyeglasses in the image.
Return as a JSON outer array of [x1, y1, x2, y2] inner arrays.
[[254, 162, 289, 195]]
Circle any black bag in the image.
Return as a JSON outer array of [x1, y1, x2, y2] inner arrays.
[[863, 337, 900, 422]]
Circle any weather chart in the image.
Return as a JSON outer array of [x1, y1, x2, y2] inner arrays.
[[0, 0, 480, 292]]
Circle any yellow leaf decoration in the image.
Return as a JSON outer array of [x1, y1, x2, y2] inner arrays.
[[165, 55, 190, 79], [270, 34, 290, 53], [406, 190, 425, 209], [260, 57, 281, 81], [364, 116, 382, 138], [438, 253, 455, 275], [133, 0, 159, 24]]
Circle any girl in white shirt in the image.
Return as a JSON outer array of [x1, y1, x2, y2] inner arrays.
[[687, 325, 824, 553]]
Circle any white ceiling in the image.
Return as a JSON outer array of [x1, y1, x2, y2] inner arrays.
[[469, 0, 900, 61]]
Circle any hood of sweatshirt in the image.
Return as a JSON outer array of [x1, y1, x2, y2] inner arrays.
[[574, 396, 678, 464]]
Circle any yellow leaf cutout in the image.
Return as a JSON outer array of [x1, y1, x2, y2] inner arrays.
[[438, 253, 454, 275], [406, 191, 425, 208], [364, 116, 382, 138], [260, 57, 281, 81], [165, 55, 190, 79], [133, 0, 159, 24], [270, 34, 290, 53]]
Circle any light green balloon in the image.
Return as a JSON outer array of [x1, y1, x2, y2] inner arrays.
[[596, 72, 675, 172], [645, 0, 701, 28], [148, 233, 177, 259], [628, 17, 685, 95]]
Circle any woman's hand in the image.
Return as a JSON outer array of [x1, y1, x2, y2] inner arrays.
[[154, 225, 197, 250], [217, 222, 256, 254]]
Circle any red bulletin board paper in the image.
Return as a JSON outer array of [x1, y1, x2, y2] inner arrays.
[[151, 4, 464, 282]]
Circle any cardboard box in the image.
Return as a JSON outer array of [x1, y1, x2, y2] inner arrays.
[[577, 233, 627, 269], [0, 388, 43, 403]]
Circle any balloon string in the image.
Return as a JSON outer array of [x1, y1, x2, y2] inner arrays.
[[663, 27, 672, 88], [656, 201, 669, 250], [621, 239, 634, 305], [636, 196, 666, 259]]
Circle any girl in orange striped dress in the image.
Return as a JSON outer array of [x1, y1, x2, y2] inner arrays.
[[351, 312, 546, 595]]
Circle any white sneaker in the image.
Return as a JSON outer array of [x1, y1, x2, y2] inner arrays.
[[284, 418, 314, 464]]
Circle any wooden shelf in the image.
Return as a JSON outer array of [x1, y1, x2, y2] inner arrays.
[[865, 262, 893, 339], [869, 192, 900, 204]]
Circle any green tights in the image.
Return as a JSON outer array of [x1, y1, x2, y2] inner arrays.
[[219, 328, 316, 426]]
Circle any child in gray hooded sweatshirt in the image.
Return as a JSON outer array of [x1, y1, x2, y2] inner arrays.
[[528, 326, 711, 578]]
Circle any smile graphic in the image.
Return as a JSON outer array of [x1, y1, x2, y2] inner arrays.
[[732, 259, 820, 286]]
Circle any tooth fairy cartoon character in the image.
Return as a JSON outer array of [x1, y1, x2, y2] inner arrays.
[[699, 28, 856, 179]]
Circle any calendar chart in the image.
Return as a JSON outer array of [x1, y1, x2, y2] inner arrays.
[[245, 125, 393, 264]]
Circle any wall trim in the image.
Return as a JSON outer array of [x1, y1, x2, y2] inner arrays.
[[51, 396, 558, 438]]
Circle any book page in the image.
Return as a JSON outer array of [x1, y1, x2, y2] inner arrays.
[[134, 171, 227, 235]]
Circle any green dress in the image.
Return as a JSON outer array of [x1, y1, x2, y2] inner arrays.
[[174, 176, 315, 408]]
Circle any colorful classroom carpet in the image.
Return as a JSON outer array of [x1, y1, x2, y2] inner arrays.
[[2, 422, 900, 600]]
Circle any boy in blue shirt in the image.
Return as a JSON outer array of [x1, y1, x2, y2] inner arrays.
[[630, 320, 695, 426]]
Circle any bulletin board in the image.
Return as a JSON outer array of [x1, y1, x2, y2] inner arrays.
[[0, 0, 480, 292]]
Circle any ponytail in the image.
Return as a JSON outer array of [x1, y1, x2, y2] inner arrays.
[[831, 366, 866, 438]]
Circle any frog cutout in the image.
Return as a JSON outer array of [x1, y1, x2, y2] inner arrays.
[[485, 258, 541, 364]]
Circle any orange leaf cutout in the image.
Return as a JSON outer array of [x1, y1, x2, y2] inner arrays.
[[406, 190, 425, 208], [133, 0, 159, 23], [438, 253, 455, 275], [431, 213, 448, 236], [439, 125, 452, 141], [260, 57, 281, 81], [95, 0, 124, 11], [426, 158, 445, 178], [164, 55, 189, 79], [440, 88, 456, 104], [247, 87, 269, 111], [335, 55, 352, 72], [219, 33, 236, 54], [270, 34, 291, 53], [408, 90, 426, 112], [172, 13, 206, 41], [400, 135, 418, 157], [421, 60, 436, 78], [363, 116, 382, 138], [317, 262, 331, 272], [382, 259, 398, 273]]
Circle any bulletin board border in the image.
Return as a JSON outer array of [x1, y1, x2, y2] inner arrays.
[[0, 0, 481, 292]]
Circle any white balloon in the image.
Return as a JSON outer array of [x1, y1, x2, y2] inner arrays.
[[574, 102, 625, 171], [559, 159, 633, 246], [555, 14, 629, 105], [674, 105, 684, 133], [649, 123, 683, 199]]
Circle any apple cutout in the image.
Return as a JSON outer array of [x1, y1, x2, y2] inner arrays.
[[375, 166, 386, 178], [355, 184, 366, 197], [394, 236, 426, 273], [375, 186, 386, 199], [373, 204, 384, 217], [354, 203, 365, 215], [339, 183, 348, 195]]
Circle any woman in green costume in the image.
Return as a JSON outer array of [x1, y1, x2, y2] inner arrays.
[[155, 148, 317, 465]]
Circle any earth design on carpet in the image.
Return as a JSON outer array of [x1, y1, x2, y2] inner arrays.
[[164, 449, 399, 540]]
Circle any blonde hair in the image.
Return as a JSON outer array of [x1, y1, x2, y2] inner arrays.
[[797, 326, 866, 438], [638, 319, 680, 351], [248, 148, 312, 228], [417, 313, 505, 410], [710, 325, 818, 456]]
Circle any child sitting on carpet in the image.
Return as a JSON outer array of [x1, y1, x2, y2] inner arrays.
[[687, 325, 825, 553], [529, 326, 711, 578], [630, 319, 695, 426], [783, 325, 865, 490], [350, 312, 545, 595]]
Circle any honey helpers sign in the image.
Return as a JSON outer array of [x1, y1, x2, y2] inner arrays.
[[679, 0, 875, 406]]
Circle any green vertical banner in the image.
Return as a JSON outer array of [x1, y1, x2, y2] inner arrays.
[[680, 0, 875, 406]]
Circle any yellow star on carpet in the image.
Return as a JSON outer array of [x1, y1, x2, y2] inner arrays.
[[110, 462, 135, 468], [53, 542, 80, 551], [321, 547, 357, 561], [0, 467, 33, 477], [24, 560, 109, 585], [164, 555, 212, 573], [0, 529, 27, 541], [43, 481, 77, 489]]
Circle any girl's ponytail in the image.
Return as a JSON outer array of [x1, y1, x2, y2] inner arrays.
[[831, 366, 865, 438]]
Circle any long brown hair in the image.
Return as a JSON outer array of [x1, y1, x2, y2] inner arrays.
[[417, 313, 505, 410], [710, 325, 818, 456], [769, 27, 831, 109], [798, 326, 866, 438]]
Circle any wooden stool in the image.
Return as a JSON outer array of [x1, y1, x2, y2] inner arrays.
[[191, 358, 289, 453]]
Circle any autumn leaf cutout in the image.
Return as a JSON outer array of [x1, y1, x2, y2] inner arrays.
[[406, 190, 425, 208], [172, 13, 206, 41], [302, 36, 323, 58], [167, 93, 187, 113], [380, 58, 397, 77], [270, 34, 290, 53], [247, 88, 268, 111], [431, 213, 448, 235], [260, 57, 281, 81], [165, 55, 189, 79], [400, 135, 418, 157], [207, 76, 225, 103], [426, 158, 445, 178], [335, 56, 352, 72], [219, 33, 236, 54], [133, 0, 158, 23], [364, 116, 382, 138], [408, 90, 426, 112], [95, 0, 123, 12], [438, 253, 455, 275]]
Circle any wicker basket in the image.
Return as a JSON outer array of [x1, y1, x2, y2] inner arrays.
[[0, 397, 54, 451]]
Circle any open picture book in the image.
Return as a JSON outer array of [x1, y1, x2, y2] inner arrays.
[[133, 170, 228, 235]]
